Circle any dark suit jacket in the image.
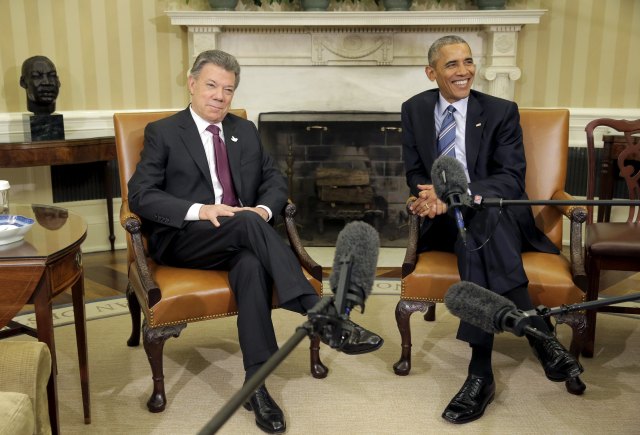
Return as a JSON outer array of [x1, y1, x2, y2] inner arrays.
[[128, 107, 288, 260], [402, 88, 557, 254]]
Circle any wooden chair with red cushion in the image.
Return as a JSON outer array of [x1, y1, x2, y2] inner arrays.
[[583, 118, 640, 357]]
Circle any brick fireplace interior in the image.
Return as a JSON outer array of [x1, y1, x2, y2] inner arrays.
[[259, 111, 409, 247]]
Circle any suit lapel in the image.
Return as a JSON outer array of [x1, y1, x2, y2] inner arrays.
[[177, 108, 215, 191], [420, 91, 438, 167], [222, 115, 243, 200], [465, 93, 486, 178]]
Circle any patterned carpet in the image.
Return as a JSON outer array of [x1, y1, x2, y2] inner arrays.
[[9, 293, 639, 435]]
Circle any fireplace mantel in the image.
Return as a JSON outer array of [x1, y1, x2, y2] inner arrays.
[[166, 10, 546, 28], [168, 10, 545, 100]]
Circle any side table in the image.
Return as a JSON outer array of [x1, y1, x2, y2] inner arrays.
[[0, 204, 90, 435], [0, 136, 117, 250]]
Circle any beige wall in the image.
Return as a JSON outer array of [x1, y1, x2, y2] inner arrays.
[[514, 0, 639, 108], [0, 0, 638, 113]]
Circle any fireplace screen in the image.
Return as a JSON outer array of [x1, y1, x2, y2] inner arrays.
[[258, 111, 409, 247]]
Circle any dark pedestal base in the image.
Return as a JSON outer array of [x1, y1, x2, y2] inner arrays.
[[23, 114, 65, 142]]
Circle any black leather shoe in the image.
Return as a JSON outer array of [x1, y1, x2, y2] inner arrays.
[[326, 319, 384, 355], [442, 375, 495, 424], [243, 385, 285, 434], [530, 336, 584, 382]]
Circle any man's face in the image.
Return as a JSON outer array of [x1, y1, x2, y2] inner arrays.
[[425, 43, 475, 103], [188, 63, 236, 124], [22, 59, 60, 105]]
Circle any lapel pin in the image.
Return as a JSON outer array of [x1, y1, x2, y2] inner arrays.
[[231, 136, 238, 142], [475, 123, 482, 127]]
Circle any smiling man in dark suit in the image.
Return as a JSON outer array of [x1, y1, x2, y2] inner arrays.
[[401, 35, 583, 424], [128, 49, 382, 434]]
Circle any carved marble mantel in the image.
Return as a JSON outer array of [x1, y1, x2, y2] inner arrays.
[[167, 10, 545, 101]]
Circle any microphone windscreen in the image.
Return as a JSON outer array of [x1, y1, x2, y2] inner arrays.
[[444, 281, 517, 334], [431, 155, 469, 200], [329, 221, 379, 300]]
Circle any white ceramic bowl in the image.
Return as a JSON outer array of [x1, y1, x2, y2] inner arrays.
[[0, 215, 35, 245]]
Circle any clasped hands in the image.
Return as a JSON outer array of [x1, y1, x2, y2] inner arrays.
[[199, 204, 268, 227], [409, 184, 448, 219]]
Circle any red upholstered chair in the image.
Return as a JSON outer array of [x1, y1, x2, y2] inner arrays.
[[113, 110, 326, 413], [583, 118, 640, 357], [393, 108, 588, 395]]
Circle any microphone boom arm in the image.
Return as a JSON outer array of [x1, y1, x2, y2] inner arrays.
[[198, 296, 344, 434]]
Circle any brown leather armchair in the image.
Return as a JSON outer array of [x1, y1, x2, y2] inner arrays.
[[583, 118, 640, 357], [113, 110, 327, 413], [393, 108, 588, 395]]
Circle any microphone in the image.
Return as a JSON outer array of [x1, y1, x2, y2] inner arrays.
[[444, 281, 552, 340], [431, 155, 472, 244], [329, 221, 379, 316]]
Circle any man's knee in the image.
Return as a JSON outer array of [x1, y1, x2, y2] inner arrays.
[[233, 210, 270, 230]]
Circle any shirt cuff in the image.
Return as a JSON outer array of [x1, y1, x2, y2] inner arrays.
[[186, 203, 203, 221], [256, 205, 272, 222]]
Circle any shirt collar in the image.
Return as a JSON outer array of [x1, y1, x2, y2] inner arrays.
[[436, 94, 469, 118], [189, 105, 222, 134]]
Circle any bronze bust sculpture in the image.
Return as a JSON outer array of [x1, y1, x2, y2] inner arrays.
[[20, 56, 61, 115]]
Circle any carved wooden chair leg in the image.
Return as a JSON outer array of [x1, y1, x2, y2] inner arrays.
[[583, 259, 601, 358], [556, 312, 587, 396], [126, 283, 141, 347], [142, 322, 187, 412], [393, 299, 428, 376], [309, 335, 328, 379]]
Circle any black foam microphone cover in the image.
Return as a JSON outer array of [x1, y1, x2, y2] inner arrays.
[[329, 221, 379, 310], [444, 281, 516, 335], [431, 155, 471, 207]]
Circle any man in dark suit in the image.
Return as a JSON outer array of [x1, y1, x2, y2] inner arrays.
[[128, 49, 382, 434], [402, 35, 583, 424]]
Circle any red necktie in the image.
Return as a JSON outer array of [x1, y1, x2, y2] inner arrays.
[[206, 124, 238, 206]]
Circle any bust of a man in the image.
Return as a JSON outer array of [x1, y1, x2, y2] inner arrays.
[[20, 56, 61, 115]]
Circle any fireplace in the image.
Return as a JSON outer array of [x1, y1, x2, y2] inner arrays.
[[259, 111, 409, 247]]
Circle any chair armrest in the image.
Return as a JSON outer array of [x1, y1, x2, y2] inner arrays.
[[283, 202, 323, 283], [0, 341, 52, 435], [119, 200, 162, 307], [550, 190, 588, 291], [402, 197, 421, 278]]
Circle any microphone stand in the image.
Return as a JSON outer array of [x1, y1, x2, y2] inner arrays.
[[198, 258, 354, 434], [534, 292, 640, 320], [474, 198, 640, 208]]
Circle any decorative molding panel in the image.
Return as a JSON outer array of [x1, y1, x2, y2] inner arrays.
[[167, 10, 546, 101]]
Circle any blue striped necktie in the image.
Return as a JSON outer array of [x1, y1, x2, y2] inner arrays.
[[438, 105, 456, 158]]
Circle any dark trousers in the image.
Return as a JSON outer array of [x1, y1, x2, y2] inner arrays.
[[420, 206, 532, 349], [160, 211, 318, 370]]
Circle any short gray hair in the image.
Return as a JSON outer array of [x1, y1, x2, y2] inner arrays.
[[189, 49, 241, 88], [427, 35, 470, 66]]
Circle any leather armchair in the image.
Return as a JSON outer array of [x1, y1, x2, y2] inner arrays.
[[113, 110, 326, 413], [393, 108, 588, 395]]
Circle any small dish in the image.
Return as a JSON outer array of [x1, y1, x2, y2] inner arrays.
[[0, 215, 35, 245]]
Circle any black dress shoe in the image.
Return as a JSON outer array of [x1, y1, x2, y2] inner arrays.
[[243, 385, 286, 434], [442, 375, 495, 424], [530, 336, 584, 382], [324, 319, 384, 355]]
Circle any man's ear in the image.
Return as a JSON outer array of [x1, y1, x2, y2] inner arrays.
[[19, 76, 27, 89], [425, 65, 436, 82]]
